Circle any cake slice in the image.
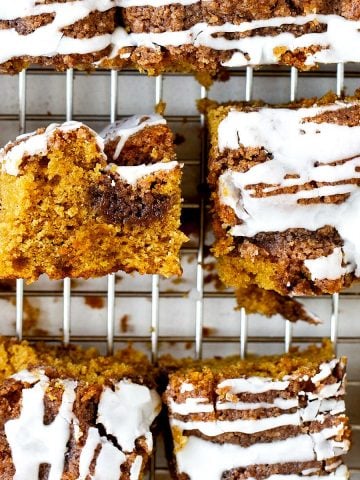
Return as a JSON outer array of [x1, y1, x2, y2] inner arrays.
[[101, 1, 360, 83], [0, 117, 186, 283], [0, 0, 116, 73], [0, 337, 161, 480], [206, 94, 360, 295], [163, 340, 350, 480]]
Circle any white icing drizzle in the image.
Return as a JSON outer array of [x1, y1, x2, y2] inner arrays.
[[109, 14, 360, 68], [101, 114, 179, 186], [171, 412, 301, 435], [169, 397, 214, 414], [11, 368, 46, 384], [100, 114, 166, 160], [171, 395, 345, 434], [175, 430, 349, 480], [180, 382, 195, 393], [0, 121, 104, 176], [77, 429, 146, 480], [0, 0, 199, 17], [312, 359, 339, 384], [320, 399, 346, 415], [144, 431, 153, 452], [1, 5, 360, 69], [218, 102, 360, 281], [307, 382, 342, 400], [96, 380, 161, 452], [0, 0, 116, 21], [304, 249, 351, 281], [311, 424, 349, 460], [5, 370, 157, 480], [113, 160, 178, 186], [172, 379, 344, 426], [172, 396, 343, 427], [5, 376, 77, 480], [93, 440, 126, 480], [217, 377, 290, 394], [170, 361, 345, 435], [0, 0, 116, 63], [78, 427, 102, 480], [300, 399, 345, 422], [302, 468, 322, 476], [216, 398, 299, 411], [130, 455, 144, 480]]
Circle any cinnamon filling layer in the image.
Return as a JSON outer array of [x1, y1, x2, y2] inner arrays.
[[89, 174, 174, 227]]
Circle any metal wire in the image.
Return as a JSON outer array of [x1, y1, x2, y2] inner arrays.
[[337, 63, 345, 96], [4, 288, 360, 299], [107, 272, 116, 356], [240, 307, 248, 360], [237, 67, 253, 357], [245, 66, 254, 102], [62, 69, 74, 347], [16, 70, 27, 341], [151, 75, 164, 363], [195, 85, 207, 360], [14, 333, 360, 345], [66, 68, 74, 123], [329, 64, 345, 356], [284, 66, 299, 353], [18, 70, 27, 134], [290, 66, 298, 102], [148, 75, 165, 480], [106, 70, 119, 356], [16, 65, 360, 78]]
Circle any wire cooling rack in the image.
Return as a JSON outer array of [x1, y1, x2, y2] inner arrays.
[[0, 64, 359, 479]]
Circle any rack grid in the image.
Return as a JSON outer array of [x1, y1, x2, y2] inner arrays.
[[0, 64, 359, 479]]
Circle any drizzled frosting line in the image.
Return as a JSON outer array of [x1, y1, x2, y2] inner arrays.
[[175, 430, 349, 480], [0, 121, 104, 176], [2, 6, 360, 69], [100, 114, 166, 160], [0, 0, 117, 64], [218, 102, 360, 282], [101, 114, 179, 186], [5, 371, 161, 480], [109, 14, 360, 67]]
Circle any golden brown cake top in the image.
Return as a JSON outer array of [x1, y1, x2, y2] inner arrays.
[[162, 340, 338, 383], [0, 337, 154, 385], [0, 121, 105, 177], [101, 114, 176, 166]]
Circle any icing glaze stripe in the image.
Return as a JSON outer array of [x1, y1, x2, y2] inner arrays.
[[4, 371, 161, 480], [175, 431, 349, 480], [0, 122, 104, 176], [110, 14, 360, 67], [100, 114, 166, 160], [217, 102, 360, 282]]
